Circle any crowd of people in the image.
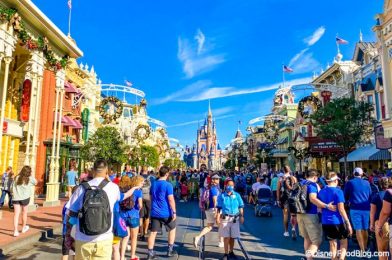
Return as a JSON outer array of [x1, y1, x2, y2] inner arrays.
[[3, 160, 392, 260]]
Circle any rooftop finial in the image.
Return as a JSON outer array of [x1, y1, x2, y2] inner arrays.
[[208, 99, 212, 117], [359, 29, 363, 42]]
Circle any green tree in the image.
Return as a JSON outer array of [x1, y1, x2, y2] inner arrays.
[[311, 98, 374, 179], [129, 145, 160, 169], [163, 158, 186, 170], [81, 126, 129, 166]]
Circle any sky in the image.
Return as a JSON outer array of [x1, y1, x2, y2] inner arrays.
[[33, 0, 383, 148]]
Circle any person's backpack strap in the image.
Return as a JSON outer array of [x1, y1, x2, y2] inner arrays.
[[81, 181, 92, 191], [98, 179, 109, 189]]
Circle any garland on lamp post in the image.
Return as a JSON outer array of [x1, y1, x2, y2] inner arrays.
[[0, 7, 70, 71], [99, 96, 123, 123]]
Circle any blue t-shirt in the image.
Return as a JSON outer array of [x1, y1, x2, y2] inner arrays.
[[217, 191, 244, 215], [344, 177, 372, 210], [209, 185, 220, 209], [301, 180, 318, 215], [318, 186, 345, 225], [150, 180, 174, 218], [66, 171, 78, 186], [120, 189, 142, 219]]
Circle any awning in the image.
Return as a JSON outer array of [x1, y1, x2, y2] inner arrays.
[[62, 116, 77, 127], [276, 137, 288, 145], [339, 144, 391, 162], [73, 119, 83, 129], [64, 81, 80, 93]]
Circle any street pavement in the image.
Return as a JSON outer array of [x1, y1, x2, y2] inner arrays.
[[3, 200, 376, 260]]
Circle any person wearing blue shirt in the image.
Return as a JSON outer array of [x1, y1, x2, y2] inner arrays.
[[147, 166, 177, 260], [297, 170, 336, 260], [318, 172, 352, 260], [343, 167, 372, 253], [193, 174, 222, 249], [65, 166, 78, 198], [216, 180, 244, 260]]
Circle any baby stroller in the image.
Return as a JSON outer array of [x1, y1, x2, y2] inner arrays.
[[254, 188, 273, 217]]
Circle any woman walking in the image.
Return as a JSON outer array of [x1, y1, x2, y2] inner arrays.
[[12, 166, 37, 237], [0, 169, 14, 208], [119, 175, 143, 260], [318, 172, 352, 260]]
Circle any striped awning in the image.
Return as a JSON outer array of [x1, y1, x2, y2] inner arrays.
[[276, 137, 288, 145], [339, 144, 391, 162]]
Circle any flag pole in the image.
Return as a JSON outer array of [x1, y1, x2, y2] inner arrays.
[[68, 1, 72, 37], [282, 64, 286, 88]]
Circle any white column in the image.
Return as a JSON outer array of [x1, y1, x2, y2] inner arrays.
[[55, 88, 64, 182], [23, 72, 37, 166]]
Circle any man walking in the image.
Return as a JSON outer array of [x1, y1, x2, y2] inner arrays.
[[140, 168, 152, 241], [298, 169, 335, 259], [193, 174, 222, 248], [216, 180, 244, 260], [147, 166, 177, 260], [344, 167, 372, 254], [67, 159, 140, 260]]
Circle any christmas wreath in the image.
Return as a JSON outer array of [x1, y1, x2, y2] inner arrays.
[[0, 8, 69, 71], [99, 96, 123, 123], [134, 124, 151, 142], [298, 96, 322, 119]]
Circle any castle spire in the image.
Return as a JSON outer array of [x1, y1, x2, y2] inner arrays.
[[208, 99, 212, 117]]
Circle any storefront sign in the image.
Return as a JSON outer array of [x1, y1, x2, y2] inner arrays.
[[20, 79, 32, 122], [3, 121, 7, 133], [306, 137, 343, 153], [375, 125, 392, 149]]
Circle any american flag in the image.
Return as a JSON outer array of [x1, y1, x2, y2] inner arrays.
[[125, 80, 133, 87], [68, 0, 72, 9], [336, 36, 348, 45], [283, 65, 294, 73]]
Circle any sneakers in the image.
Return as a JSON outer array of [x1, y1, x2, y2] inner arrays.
[[147, 253, 160, 260], [167, 249, 178, 257], [283, 231, 289, 237], [229, 251, 238, 260], [139, 235, 146, 241], [193, 236, 200, 248], [22, 226, 29, 234], [291, 229, 297, 240], [218, 241, 224, 248], [13, 231, 19, 237]]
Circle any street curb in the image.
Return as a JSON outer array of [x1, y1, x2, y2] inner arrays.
[[0, 224, 63, 258]]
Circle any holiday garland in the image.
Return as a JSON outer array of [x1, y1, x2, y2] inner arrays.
[[99, 96, 123, 123], [298, 96, 322, 119], [134, 124, 151, 142], [0, 7, 69, 71]]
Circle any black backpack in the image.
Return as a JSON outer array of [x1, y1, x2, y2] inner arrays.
[[119, 187, 135, 210], [78, 179, 111, 236], [287, 181, 309, 214]]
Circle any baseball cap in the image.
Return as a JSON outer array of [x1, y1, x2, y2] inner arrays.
[[353, 167, 363, 176], [326, 176, 340, 182], [211, 174, 221, 179]]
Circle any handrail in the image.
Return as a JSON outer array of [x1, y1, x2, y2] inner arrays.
[[198, 210, 205, 260], [237, 237, 252, 260]]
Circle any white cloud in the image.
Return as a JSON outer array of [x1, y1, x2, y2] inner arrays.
[[212, 106, 235, 117], [289, 48, 309, 67], [304, 26, 326, 46], [157, 77, 312, 103], [168, 114, 235, 128], [290, 52, 321, 75], [178, 29, 225, 79]]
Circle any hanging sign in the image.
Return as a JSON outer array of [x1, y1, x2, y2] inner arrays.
[[375, 125, 392, 149], [20, 79, 32, 122]]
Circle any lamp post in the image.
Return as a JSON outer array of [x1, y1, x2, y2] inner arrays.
[[288, 134, 309, 174], [260, 149, 267, 163]]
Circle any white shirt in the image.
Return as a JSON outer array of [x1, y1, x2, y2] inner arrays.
[[252, 182, 271, 194], [68, 177, 121, 242]]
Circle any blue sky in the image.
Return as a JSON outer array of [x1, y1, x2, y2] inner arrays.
[[34, 0, 382, 148]]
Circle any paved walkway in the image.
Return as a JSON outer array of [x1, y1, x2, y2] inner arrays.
[[0, 198, 65, 257]]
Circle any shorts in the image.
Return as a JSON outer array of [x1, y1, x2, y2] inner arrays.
[[219, 217, 240, 238], [13, 198, 30, 206], [125, 217, 140, 229], [246, 186, 253, 195], [140, 199, 151, 219], [75, 239, 112, 260], [151, 217, 176, 232], [297, 214, 322, 245], [322, 224, 349, 241], [350, 209, 370, 230], [113, 236, 121, 245], [205, 208, 216, 225]]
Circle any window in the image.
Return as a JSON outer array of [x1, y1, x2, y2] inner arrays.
[[367, 95, 374, 104]]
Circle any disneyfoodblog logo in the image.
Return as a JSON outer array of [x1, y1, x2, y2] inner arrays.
[[304, 250, 390, 258]]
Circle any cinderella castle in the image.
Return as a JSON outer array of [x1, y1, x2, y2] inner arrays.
[[183, 104, 223, 170]]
